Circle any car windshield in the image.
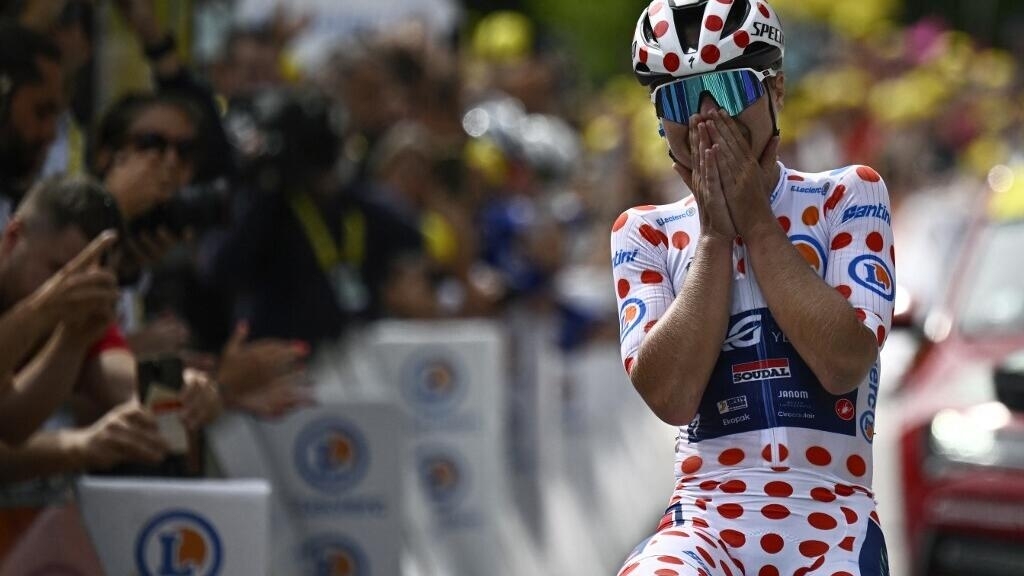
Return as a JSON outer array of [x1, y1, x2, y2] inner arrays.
[[958, 220, 1024, 336]]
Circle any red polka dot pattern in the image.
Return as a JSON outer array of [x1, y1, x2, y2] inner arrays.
[[720, 529, 746, 548], [760, 533, 784, 553], [639, 47, 649, 64], [759, 567, 779, 576], [702, 45, 721, 64], [811, 487, 836, 503], [636, 205, 657, 211], [706, 15, 724, 31], [857, 166, 881, 182], [779, 444, 789, 460], [612, 212, 629, 232], [649, 2, 664, 15], [655, 570, 678, 576], [788, 174, 805, 181], [764, 481, 793, 497], [802, 206, 820, 226], [717, 503, 744, 519], [734, 31, 750, 48], [758, 2, 770, 17], [697, 547, 716, 568], [617, 279, 630, 298], [640, 224, 669, 247], [778, 216, 791, 232], [719, 448, 745, 466], [720, 480, 746, 494], [624, 357, 635, 374], [799, 540, 829, 557], [831, 233, 852, 250], [641, 270, 664, 284], [762, 504, 790, 520], [696, 497, 709, 510], [890, 245, 896, 264], [693, 517, 710, 529], [871, 511, 880, 524], [696, 531, 718, 548], [700, 480, 720, 491], [808, 512, 838, 530], [824, 185, 846, 215], [681, 456, 703, 474], [841, 506, 858, 524], [663, 530, 689, 538], [833, 572, 854, 576], [847, 455, 866, 477], [620, 562, 639, 576], [663, 52, 680, 72], [877, 325, 886, 347], [737, 258, 746, 274], [672, 231, 691, 250], [835, 484, 855, 497], [806, 446, 832, 466], [654, 21, 670, 38], [839, 536, 855, 551], [856, 309, 867, 322], [837, 285, 853, 298], [866, 231, 884, 252]]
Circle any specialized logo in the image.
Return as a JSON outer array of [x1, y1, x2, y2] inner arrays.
[[294, 417, 370, 493], [841, 203, 891, 225], [790, 182, 831, 196], [401, 353, 465, 417], [417, 448, 469, 508], [721, 312, 762, 351], [835, 398, 855, 421], [732, 358, 791, 383], [301, 534, 369, 576], [656, 207, 696, 226], [752, 21, 784, 43], [860, 364, 880, 442], [717, 395, 748, 415], [790, 234, 828, 276], [850, 255, 895, 301], [612, 249, 639, 268], [135, 510, 222, 576], [619, 298, 647, 342]]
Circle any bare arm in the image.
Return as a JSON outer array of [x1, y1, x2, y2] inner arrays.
[[630, 234, 734, 425], [708, 110, 880, 394]]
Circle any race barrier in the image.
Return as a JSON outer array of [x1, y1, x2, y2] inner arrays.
[[76, 477, 271, 576]]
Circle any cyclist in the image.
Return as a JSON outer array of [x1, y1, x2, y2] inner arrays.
[[612, 1, 894, 575]]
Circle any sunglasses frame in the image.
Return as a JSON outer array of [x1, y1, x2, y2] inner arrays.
[[652, 67, 777, 123]]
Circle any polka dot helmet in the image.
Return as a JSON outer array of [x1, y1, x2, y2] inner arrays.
[[632, 0, 785, 87]]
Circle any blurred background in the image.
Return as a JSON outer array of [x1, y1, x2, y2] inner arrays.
[[1, 0, 1024, 575]]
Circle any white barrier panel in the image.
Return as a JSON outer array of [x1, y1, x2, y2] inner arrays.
[[76, 477, 271, 576], [368, 320, 543, 576], [255, 403, 402, 576]]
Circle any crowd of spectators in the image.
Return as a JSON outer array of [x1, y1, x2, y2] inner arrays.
[[0, 0, 1021, 560]]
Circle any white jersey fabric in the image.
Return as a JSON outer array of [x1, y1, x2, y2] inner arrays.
[[611, 162, 894, 576]]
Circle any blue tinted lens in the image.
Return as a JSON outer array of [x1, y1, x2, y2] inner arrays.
[[654, 69, 766, 123]]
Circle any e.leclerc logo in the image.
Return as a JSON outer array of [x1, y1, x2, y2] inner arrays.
[[301, 534, 370, 576], [294, 417, 370, 493], [850, 255, 894, 301], [401, 352, 465, 417], [417, 448, 469, 508], [135, 510, 222, 576]]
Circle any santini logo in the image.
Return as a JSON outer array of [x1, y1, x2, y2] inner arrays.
[[721, 314, 762, 351], [732, 359, 791, 383], [841, 203, 891, 225], [612, 249, 638, 268]]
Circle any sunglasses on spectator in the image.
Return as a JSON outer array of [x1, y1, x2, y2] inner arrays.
[[128, 132, 198, 162], [653, 67, 776, 124]]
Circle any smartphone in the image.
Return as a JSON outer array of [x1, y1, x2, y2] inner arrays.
[[137, 355, 189, 454]]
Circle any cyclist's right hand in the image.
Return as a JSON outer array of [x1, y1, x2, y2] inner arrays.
[[678, 113, 736, 241]]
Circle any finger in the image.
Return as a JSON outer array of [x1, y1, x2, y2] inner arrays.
[[708, 112, 744, 163], [714, 109, 750, 155], [760, 135, 781, 174], [224, 321, 250, 353], [706, 146, 723, 195], [65, 231, 118, 273], [707, 122, 740, 179]]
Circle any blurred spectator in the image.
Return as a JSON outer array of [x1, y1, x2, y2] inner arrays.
[[0, 23, 62, 218]]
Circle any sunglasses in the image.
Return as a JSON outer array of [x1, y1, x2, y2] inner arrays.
[[128, 132, 198, 161], [653, 68, 776, 124]]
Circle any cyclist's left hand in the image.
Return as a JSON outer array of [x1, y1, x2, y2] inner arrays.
[[706, 109, 780, 239]]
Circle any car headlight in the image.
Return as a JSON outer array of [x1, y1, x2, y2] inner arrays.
[[927, 402, 1013, 473]]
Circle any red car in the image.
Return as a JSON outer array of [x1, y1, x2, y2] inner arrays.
[[895, 194, 1024, 576]]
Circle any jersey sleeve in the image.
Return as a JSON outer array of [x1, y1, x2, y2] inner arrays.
[[823, 166, 896, 349], [610, 210, 677, 376]]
